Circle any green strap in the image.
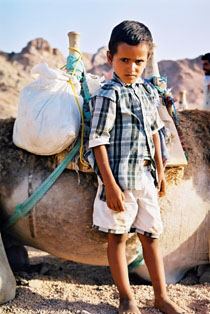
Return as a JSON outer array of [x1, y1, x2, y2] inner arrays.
[[0, 141, 80, 232], [128, 245, 144, 272]]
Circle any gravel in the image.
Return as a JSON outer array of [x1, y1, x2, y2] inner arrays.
[[0, 248, 209, 314]]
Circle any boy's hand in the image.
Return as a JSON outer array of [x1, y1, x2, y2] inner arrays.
[[105, 183, 125, 212], [152, 132, 167, 197], [157, 170, 166, 197], [93, 145, 125, 211]]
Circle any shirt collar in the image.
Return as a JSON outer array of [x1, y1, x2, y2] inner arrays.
[[112, 72, 144, 87]]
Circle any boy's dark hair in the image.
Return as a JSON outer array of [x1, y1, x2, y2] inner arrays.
[[108, 20, 153, 57], [201, 53, 210, 63]]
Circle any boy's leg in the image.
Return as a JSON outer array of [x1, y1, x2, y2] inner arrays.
[[138, 234, 185, 314], [107, 233, 141, 314]]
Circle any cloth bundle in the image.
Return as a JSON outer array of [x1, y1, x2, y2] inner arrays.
[[13, 63, 83, 155]]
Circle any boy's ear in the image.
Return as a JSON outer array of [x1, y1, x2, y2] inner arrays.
[[107, 51, 113, 66]]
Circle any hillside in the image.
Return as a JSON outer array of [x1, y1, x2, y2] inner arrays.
[[158, 57, 203, 106], [0, 38, 204, 118]]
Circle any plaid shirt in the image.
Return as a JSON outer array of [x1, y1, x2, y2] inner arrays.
[[87, 73, 164, 200]]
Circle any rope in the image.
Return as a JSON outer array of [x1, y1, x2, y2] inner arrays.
[[60, 48, 82, 72], [65, 48, 91, 141], [67, 78, 88, 167], [68, 47, 82, 76], [66, 47, 89, 167], [0, 141, 81, 232]]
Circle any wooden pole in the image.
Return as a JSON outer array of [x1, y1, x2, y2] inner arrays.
[[144, 43, 160, 79], [68, 31, 81, 57]]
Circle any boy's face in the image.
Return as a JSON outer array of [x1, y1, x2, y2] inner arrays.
[[107, 42, 149, 84]]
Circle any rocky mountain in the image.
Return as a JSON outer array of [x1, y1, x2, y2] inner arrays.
[[0, 38, 66, 118], [0, 38, 204, 118], [158, 57, 203, 107]]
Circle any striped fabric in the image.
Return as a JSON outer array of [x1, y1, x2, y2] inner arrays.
[[87, 73, 164, 201]]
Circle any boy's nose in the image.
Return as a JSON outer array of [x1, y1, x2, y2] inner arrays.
[[128, 62, 137, 72]]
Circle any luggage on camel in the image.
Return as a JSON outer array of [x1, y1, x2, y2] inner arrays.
[[13, 63, 84, 155]]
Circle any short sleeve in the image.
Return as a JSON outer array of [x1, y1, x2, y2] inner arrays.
[[151, 106, 164, 134], [88, 96, 116, 148]]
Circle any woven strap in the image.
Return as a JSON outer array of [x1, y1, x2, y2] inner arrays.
[[0, 141, 80, 232]]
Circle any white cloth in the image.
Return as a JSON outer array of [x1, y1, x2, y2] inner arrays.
[[13, 63, 83, 155], [203, 76, 210, 110]]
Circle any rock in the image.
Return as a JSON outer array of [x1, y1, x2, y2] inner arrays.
[[91, 46, 108, 67], [21, 38, 53, 54]]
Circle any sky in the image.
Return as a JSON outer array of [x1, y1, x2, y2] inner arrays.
[[0, 0, 209, 61]]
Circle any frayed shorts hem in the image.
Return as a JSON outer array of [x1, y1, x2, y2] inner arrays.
[[92, 224, 161, 238], [92, 224, 130, 234], [130, 227, 161, 239]]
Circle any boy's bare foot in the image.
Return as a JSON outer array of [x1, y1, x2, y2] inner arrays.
[[155, 296, 186, 314], [118, 299, 141, 314]]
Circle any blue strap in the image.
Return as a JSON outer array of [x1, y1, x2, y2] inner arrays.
[[0, 141, 80, 232], [65, 56, 91, 140], [128, 245, 144, 272]]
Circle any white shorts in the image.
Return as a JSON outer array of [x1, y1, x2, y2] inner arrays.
[[93, 168, 163, 238]]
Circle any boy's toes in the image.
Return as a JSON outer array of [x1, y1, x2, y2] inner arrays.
[[155, 297, 187, 314], [118, 299, 141, 314]]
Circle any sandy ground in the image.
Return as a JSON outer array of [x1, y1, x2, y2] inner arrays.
[[0, 248, 209, 314]]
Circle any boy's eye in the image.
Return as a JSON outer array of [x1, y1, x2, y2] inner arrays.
[[120, 58, 129, 63], [136, 60, 144, 65]]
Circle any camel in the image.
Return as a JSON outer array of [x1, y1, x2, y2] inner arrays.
[[0, 109, 209, 304]]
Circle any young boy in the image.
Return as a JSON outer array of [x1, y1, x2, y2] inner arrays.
[[88, 20, 184, 314]]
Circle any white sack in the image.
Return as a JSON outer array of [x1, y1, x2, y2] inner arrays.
[[13, 63, 83, 155], [86, 73, 105, 95]]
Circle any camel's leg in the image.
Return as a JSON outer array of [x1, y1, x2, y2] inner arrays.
[[0, 233, 16, 304], [197, 264, 210, 283], [2, 233, 29, 271]]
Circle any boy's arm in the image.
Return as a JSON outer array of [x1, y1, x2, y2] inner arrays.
[[93, 145, 125, 212], [152, 132, 166, 197]]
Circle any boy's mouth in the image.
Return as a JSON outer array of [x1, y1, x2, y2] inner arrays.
[[125, 74, 136, 78]]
